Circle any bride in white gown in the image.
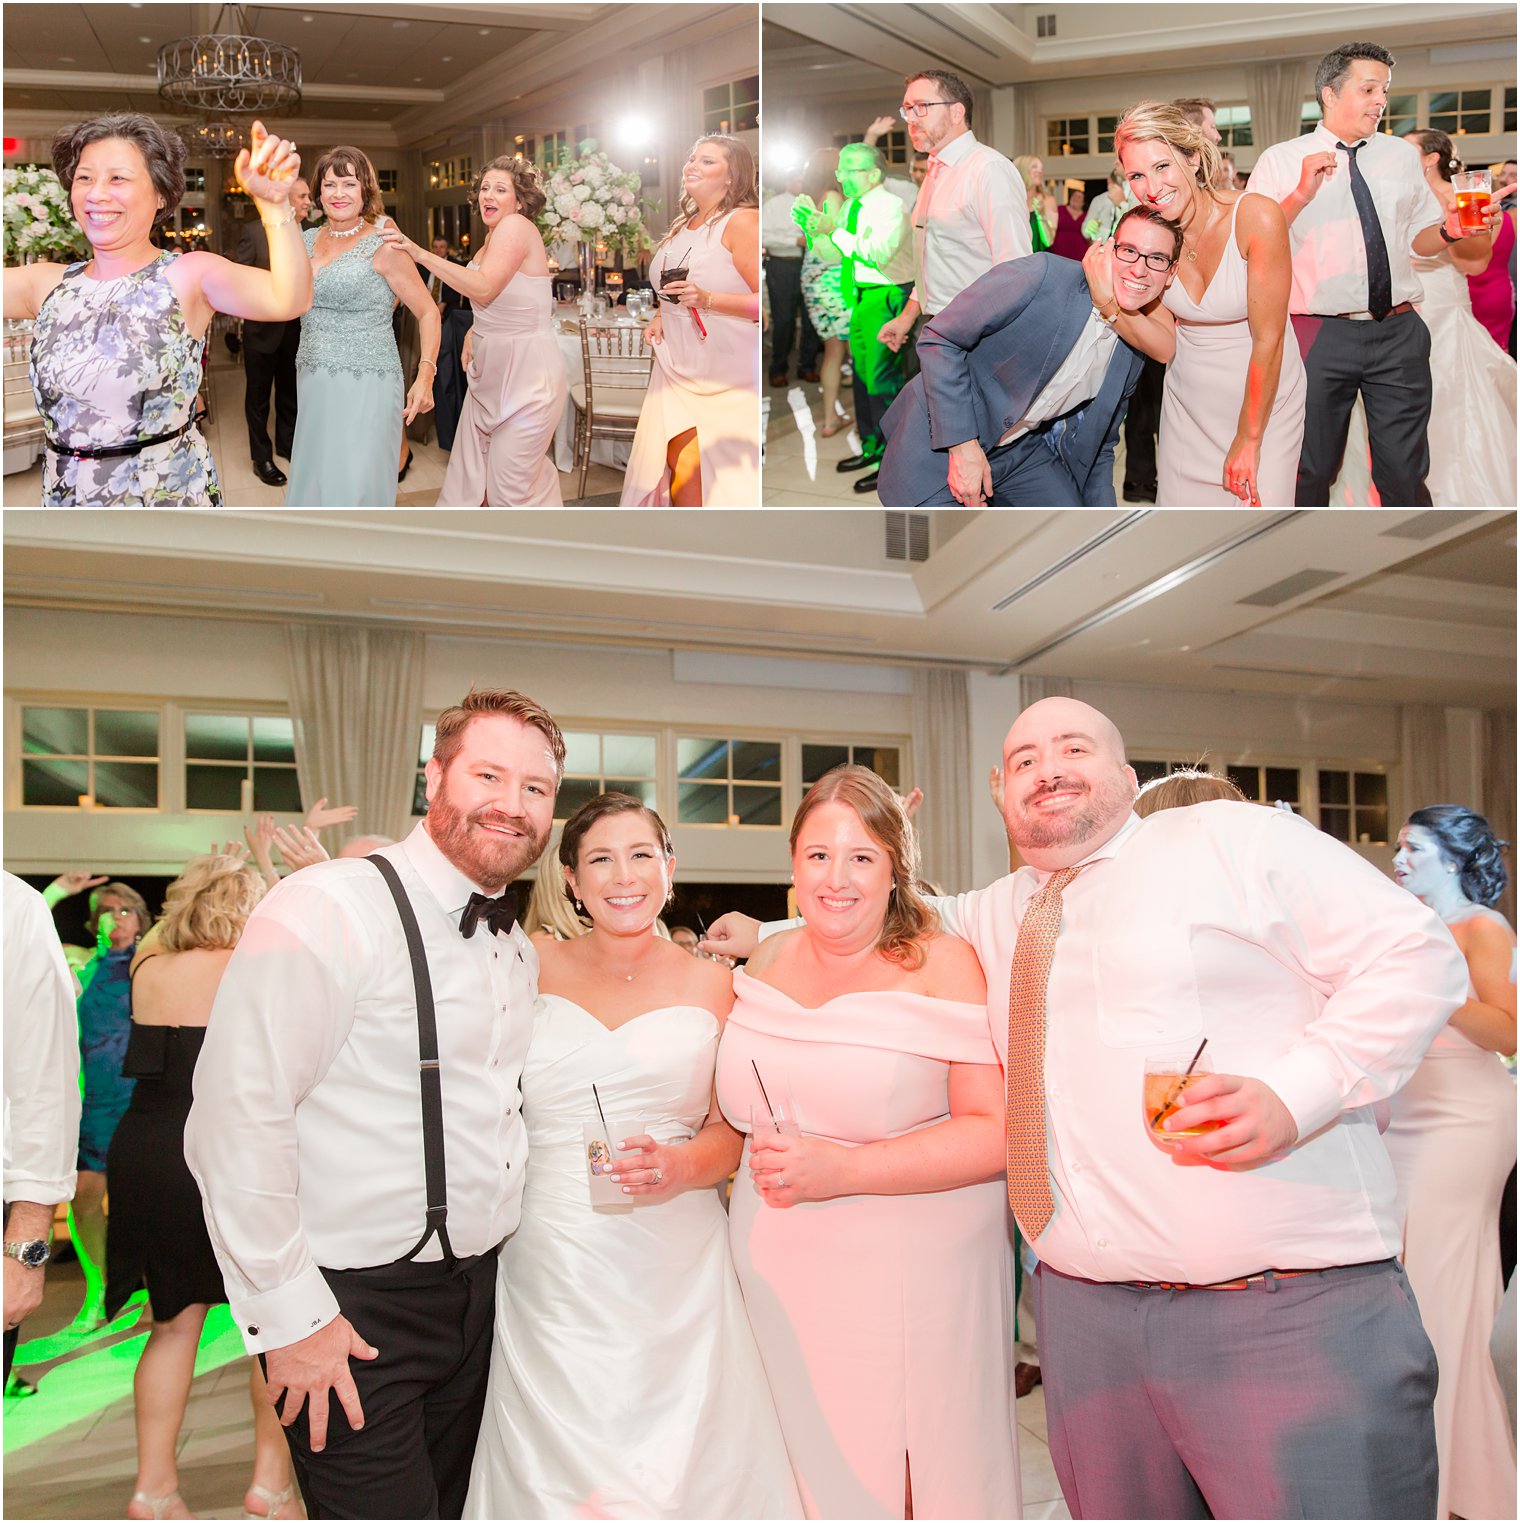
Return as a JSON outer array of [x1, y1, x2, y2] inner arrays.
[[1333, 130, 1516, 507], [464, 794, 799, 1520]]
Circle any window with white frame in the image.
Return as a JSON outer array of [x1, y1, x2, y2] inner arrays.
[[1379, 94, 1418, 136], [800, 742, 901, 789], [1429, 89, 1492, 136], [1214, 105, 1252, 147], [1046, 116, 1090, 156], [556, 731, 658, 822], [19, 705, 160, 809], [677, 737, 782, 826], [184, 713, 301, 813], [1096, 114, 1121, 156], [703, 75, 758, 136], [1130, 756, 1206, 788], [1505, 87, 1516, 133], [1225, 764, 1301, 809], [1317, 769, 1388, 845]]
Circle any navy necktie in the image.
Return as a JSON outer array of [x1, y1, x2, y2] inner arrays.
[[459, 888, 518, 939], [1336, 140, 1393, 320]]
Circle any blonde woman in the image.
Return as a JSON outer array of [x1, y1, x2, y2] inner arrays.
[[621, 136, 761, 506], [1013, 154, 1058, 250], [1110, 99, 1304, 505], [105, 856, 299, 1520]]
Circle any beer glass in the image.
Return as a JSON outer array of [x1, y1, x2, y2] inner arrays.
[[1453, 169, 1493, 235]]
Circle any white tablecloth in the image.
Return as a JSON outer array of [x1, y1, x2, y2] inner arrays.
[[552, 306, 650, 472]]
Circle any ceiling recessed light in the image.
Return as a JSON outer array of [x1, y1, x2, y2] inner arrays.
[[413, 76, 422, 82], [478, 27, 490, 34], [302, 14, 314, 20], [441, 54, 452, 61], [392, 18, 409, 26], [346, 72, 358, 78], [58, 55, 75, 62], [139, 35, 152, 43]]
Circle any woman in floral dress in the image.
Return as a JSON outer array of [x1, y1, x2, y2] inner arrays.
[[3, 112, 310, 506]]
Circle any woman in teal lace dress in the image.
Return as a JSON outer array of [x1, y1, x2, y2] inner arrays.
[[284, 146, 438, 506], [3, 113, 310, 506]]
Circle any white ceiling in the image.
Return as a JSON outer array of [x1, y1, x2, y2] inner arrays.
[[4, 509, 1514, 709], [762, 1, 1517, 98]]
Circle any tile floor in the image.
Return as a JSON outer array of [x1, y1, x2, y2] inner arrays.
[[5, 1258, 1070, 1520], [760, 357, 1138, 509], [2, 348, 626, 509]]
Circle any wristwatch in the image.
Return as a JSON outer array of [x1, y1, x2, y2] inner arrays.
[[3, 1239, 50, 1269]]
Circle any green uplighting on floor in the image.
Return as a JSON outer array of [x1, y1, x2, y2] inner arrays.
[[5, 1302, 246, 1454]]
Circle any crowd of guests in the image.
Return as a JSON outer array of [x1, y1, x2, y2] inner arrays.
[[761, 44, 1517, 507], [3, 683, 1514, 1521], [4, 114, 762, 508]]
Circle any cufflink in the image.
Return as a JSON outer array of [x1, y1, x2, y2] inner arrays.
[[247, 1324, 259, 1336]]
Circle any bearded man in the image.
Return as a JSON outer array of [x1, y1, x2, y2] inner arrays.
[[187, 688, 563, 1520]]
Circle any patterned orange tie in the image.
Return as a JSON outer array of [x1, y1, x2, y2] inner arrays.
[[1006, 864, 1084, 1239]]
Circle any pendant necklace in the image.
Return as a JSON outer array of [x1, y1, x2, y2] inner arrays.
[[326, 219, 363, 239]]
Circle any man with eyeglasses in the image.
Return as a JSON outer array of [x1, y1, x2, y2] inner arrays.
[[875, 71, 1032, 372], [794, 142, 915, 492], [878, 207, 1179, 506]]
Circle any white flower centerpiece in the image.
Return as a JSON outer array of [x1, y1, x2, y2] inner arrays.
[[538, 145, 651, 288], [4, 165, 88, 265]]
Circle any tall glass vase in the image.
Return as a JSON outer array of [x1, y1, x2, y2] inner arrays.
[[577, 238, 596, 293]]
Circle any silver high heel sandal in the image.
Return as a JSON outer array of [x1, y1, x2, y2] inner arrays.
[[128, 1491, 187, 1520], [243, 1482, 302, 1520]]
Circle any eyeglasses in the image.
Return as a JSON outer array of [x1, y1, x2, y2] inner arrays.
[[899, 101, 955, 121], [1113, 241, 1174, 272]]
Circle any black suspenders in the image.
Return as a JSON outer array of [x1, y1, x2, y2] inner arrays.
[[367, 854, 456, 1265]]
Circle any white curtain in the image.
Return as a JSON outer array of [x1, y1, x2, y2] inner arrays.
[[1483, 709, 1517, 926], [1018, 675, 1073, 708], [283, 624, 426, 849], [909, 668, 973, 894], [1399, 704, 1449, 817], [1248, 60, 1313, 152]]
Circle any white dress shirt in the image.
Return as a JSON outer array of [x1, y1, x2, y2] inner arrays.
[[761, 191, 805, 261], [996, 309, 1118, 446], [884, 175, 919, 213], [910, 130, 1032, 315], [1248, 124, 1444, 314], [185, 822, 537, 1353], [932, 803, 1465, 1284], [3, 874, 82, 1209], [828, 183, 916, 287]]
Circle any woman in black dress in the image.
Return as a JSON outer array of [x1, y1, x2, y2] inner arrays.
[[105, 854, 300, 1521]]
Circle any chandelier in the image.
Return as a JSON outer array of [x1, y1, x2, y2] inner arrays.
[[157, 4, 301, 116], [181, 119, 251, 159]]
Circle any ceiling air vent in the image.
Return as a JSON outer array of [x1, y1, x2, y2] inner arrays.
[[1381, 510, 1481, 540], [1237, 568, 1343, 607], [1036, 13, 1056, 36], [885, 511, 930, 563]]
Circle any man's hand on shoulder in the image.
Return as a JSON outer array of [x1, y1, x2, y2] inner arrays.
[[263, 1313, 378, 1452], [1163, 1073, 1299, 1169], [699, 911, 761, 961]]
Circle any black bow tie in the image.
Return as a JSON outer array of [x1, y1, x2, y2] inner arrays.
[[458, 889, 518, 940]]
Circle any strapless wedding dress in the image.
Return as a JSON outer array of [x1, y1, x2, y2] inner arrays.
[[463, 994, 799, 1519]]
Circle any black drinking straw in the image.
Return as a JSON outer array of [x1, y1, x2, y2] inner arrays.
[[591, 1081, 609, 1132], [1151, 1037, 1210, 1129], [751, 1060, 776, 1123]]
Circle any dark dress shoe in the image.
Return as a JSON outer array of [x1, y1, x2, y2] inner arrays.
[[1122, 483, 1157, 503], [398, 449, 412, 484], [253, 459, 287, 486], [836, 453, 880, 473], [798, 369, 820, 383], [853, 470, 880, 494], [1014, 1362, 1042, 1399], [769, 373, 789, 387]]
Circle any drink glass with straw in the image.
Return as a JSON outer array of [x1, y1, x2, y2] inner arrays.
[[584, 1081, 635, 1210], [1142, 1038, 1220, 1149]]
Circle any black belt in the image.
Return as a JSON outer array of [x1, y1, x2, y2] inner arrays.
[[46, 412, 203, 460]]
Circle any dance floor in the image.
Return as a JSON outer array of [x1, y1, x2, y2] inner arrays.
[[5, 1256, 1072, 1519], [2, 346, 627, 510]]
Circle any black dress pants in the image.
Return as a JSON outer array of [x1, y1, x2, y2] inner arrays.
[[269, 1252, 497, 1520], [244, 320, 300, 465], [1121, 354, 1164, 497], [764, 256, 819, 377], [1292, 308, 1432, 506]]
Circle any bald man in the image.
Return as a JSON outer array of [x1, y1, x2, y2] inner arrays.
[[707, 697, 1464, 1518]]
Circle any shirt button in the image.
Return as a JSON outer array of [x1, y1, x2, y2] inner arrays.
[[1049, 1087, 1061, 1101], [1070, 1161, 1082, 1174], [1097, 1239, 1108, 1250]]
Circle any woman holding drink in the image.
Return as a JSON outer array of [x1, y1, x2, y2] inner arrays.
[[464, 793, 796, 1519], [620, 136, 760, 506], [715, 766, 1019, 1520], [1388, 805, 1517, 1521]]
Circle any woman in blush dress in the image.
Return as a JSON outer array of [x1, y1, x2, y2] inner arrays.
[[465, 794, 798, 1520], [715, 766, 1018, 1520], [1389, 806, 1517, 1522], [105, 856, 300, 1522], [1332, 131, 1516, 507], [621, 136, 760, 506], [1114, 100, 1305, 506], [796, 147, 853, 436], [379, 157, 565, 506], [3, 114, 309, 506], [284, 145, 438, 506]]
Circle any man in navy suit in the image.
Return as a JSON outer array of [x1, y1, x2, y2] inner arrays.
[[879, 207, 1180, 506]]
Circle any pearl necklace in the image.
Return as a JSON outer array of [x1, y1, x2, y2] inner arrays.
[[324, 218, 364, 239]]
